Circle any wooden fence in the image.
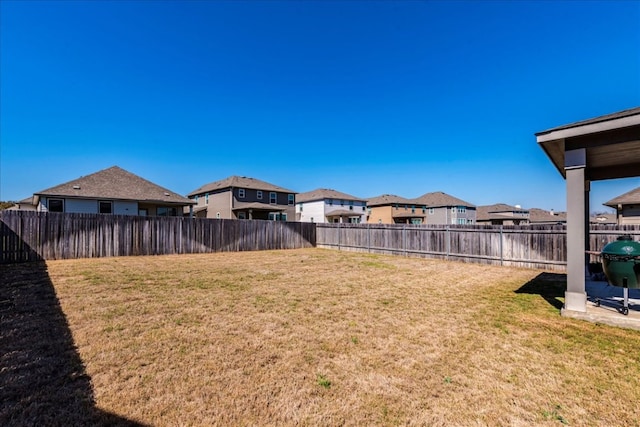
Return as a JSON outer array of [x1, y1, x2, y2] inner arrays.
[[316, 223, 640, 271], [0, 211, 316, 263]]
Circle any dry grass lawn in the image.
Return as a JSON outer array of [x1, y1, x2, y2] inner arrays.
[[3, 248, 640, 426]]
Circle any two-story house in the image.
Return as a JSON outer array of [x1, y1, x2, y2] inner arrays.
[[604, 186, 640, 225], [29, 166, 194, 216], [366, 194, 427, 224], [187, 176, 296, 220], [413, 191, 476, 225], [476, 203, 530, 225], [296, 189, 367, 223]]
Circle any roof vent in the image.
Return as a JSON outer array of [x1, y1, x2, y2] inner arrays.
[[164, 192, 170, 196], [73, 185, 81, 190]]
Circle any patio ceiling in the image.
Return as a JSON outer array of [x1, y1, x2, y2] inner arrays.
[[536, 107, 640, 181]]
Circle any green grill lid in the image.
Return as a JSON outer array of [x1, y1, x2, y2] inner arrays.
[[602, 235, 640, 256]]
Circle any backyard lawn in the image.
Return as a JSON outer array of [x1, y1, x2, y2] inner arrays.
[[2, 248, 640, 426]]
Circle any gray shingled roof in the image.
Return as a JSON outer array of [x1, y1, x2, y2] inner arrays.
[[604, 187, 640, 207], [34, 166, 194, 205], [411, 192, 475, 208], [536, 106, 640, 136], [366, 194, 413, 207], [476, 204, 528, 221], [188, 176, 295, 197], [590, 213, 617, 224], [528, 208, 566, 223], [297, 188, 364, 203]]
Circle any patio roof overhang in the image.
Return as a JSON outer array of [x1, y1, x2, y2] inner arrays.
[[536, 106, 640, 319], [232, 202, 286, 212], [537, 107, 640, 181], [327, 209, 361, 217]]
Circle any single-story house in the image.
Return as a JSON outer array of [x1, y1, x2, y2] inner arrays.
[[476, 203, 529, 225], [528, 208, 567, 224], [29, 166, 194, 216]]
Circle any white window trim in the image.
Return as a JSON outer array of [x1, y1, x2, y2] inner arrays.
[[257, 190, 263, 200], [239, 188, 246, 198]]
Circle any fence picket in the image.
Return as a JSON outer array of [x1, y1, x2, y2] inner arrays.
[[0, 211, 316, 263]]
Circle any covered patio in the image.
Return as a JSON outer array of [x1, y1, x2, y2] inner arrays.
[[537, 106, 640, 328]]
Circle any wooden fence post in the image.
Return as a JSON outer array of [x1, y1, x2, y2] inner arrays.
[[500, 225, 504, 266]]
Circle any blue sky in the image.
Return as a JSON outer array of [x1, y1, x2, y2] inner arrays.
[[1, 0, 639, 212]]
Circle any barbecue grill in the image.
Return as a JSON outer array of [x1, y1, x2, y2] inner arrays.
[[594, 235, 640, 315]]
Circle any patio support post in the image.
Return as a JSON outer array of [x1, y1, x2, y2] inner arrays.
[[564, 148, 588, 313]]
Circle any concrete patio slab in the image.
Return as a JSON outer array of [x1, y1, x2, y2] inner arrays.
[[561, 275, 640, 331]]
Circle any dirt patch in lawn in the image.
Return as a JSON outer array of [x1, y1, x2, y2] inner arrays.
[[3, 249, 640, 426]]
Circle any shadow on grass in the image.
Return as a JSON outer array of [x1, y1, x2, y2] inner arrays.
[[515, 272, 567, 311], [0, 261, 146, 427]]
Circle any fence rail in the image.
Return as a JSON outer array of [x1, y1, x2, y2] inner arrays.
[[0, 211, 316, 263], [316, 223, 640, 271], [3, 211, 640, 269]]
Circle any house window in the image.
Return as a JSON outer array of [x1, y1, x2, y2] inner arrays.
[[341, 200, 345, 206], [270, 192, 277, 204], [422, 207, 426, 214], [194, 195, 199, 203], [238, 212, 246, 220], [467, 219, 473, 224], [451, 207, 456, 213], [216, 212, 221, 219], [157, 207, 177, 216], [299, 203, 303, 212], [48, 199, 64, 212], [268, 212, 286, 221], [239, 188, 245, 198], [411, 205, 415, 214], [457, 218, 466, 225], [257, 190, 263, 200], [288, 194, 294, 205], [429, 208, 435, 215], [362, 206, 366, 211], [138, 208, 148, 216], [349, 217, 360, 224], [458, 206, 466, 213], [328, 199, 333, 206], [99, 201, 113, 214], [205, 193, 209, 204]]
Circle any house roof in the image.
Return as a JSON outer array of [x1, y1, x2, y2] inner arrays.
[[297, 188, 364, 203], [590, 213, 617, 224], [604, 186, 640, 207], [411, 191, 475, 208], [366, 194, 413, 207], [528, 208, 567, 223], [188, 176, 295, 197], [476, 204, 529, 221], [232, 202, 286, 211], [326, 209, 362, 217], [392, 211, 425, 219], [34, 166, 194, 205]]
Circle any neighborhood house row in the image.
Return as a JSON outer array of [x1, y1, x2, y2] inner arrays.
[[8, 166, 639, 225]]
